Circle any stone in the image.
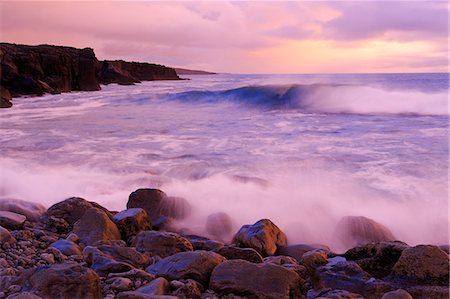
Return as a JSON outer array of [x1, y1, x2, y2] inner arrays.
[[171, 279, 203, 298], [116, 292, 178, 299], [135, 231, 193, 258], [0, 198, 46, 221], [381, 289, 413, 299], [205, 212, 233, 241], [278, 243, 332, 263], [83, 246, 134, 277], [146, 251, 225, 285], [184, 235, 224, 251], [232, 219, 287, 256], [23, 262, 101, 298], [0, 226, 16, 245], [210, 259, 302, 299], [214, 245, 263, 263], [49, 239, 82, 256], [0, 86, 12, 108], [39, 253, 55, 264], [309, 289, 364, 299], [110, 277, 133, 291], [97, 245, 147, 268], [108, 269, 155, 282], [137, 277, 169, 296], [300, 249, 329, 273], [72, 208, 121, 246], [113, 208, 151, 242], [335, 216, 395, 250], [264, 255, 308, 279], [344, 241, 409, 278], [0, 211, 26, 230], [391, 245, 449, 285]]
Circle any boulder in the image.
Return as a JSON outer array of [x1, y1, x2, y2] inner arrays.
[[97, 245, 147, 268], [109, 277, 133, 291], [264, 255, 308, 278], [23, 262, 101, 298], [381, 289, 413, 299], [232, 219, 287, 256], [83, 246, 134, 277], [344, 241, 409, 278], [0, 198, 46, 221], [215, 245, 264, 263], [391, 245, 449, 285], [205, 212, 233, 240], [0, 226, 16, 245], [184, 235, 224, 251], [0, 86, 12, 108], [335, 216, 395, 249], [309, 289, 364, 299], [135, 231, 193, 258], [146, 250, 225, 285], [6, 292, 43, 299], [49, 239, 82, 256], [171, 279, 203, 298], [278, 244, 332, 263], [72, 208, 121, 246], [0, 211, 26, 230], [137, 277, 169, 296], [116, 292, 177, 299], [210, 259, 302, 298], [112, 208, 151, 242]]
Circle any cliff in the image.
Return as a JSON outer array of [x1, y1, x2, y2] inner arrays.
[[174, 67, 216, 75], [0, 43, 180, 107]]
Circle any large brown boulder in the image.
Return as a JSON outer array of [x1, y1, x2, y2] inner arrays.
[[335, 216, 395, 249], [72, 208, 121, 246], [135, 231, 193, 258], [391, 245, 449, 285], [210, 259, 302, 298], [97, 245, 147, 269], [0, 198, 46, 221], [146, 251, 226, 285], [232, 219, 287, 256], [23, 262, 101, 298], [83, 246, 134, 277], [214, 245, 264, 263], [112, 208, 151, 242]]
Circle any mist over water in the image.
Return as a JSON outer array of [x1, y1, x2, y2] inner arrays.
[[0, 73, 448, 251]]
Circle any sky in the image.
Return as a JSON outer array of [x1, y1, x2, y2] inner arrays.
[[0, 1, 448, 74]]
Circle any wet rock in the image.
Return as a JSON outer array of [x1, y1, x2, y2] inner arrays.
[[108, 269, 155, 283], [0, 226, 16, 245], [83, 246, 135, 276], [206, 212, 233, 241], [110, 277, 133, 291], [403, 285, 449, 299], [0, 211, 26, 230], [135, 231, 193, 258], [72, 208, 121, 246], [278, 244, 332, 263], [344, 241, 408, 278], [171, 279, 203, 298], [381, 289, 413, 299], [309, 289, 364, 299], [23, 262, 101, 298], [214, 245, 263, 263], [94, 239, 127, 247], [49, 239, 82, 256], [0, 198, 46, 222], [184, 235, 224, 251], [6, 292, 43, 299], [137, 277, 169, 296], [391, 245, 449, 285], [146, 251, 225, 285], [97, 245, 147, 268], [232, 219, 287, 256], [210, 259, 302, 299], [335, 216, 395, 250], [264, 255, 308, 279], [113, 208, 151, 242]]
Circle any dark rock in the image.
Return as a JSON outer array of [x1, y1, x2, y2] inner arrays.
[[210, 259, 302, 299], [135, 231, 193, 258], [72, 207, 121, 246], [0, 226, 16, 245], [0, 86, 12, 107], [116, 292, 177, 299], [113, 208, 151, 242], [0, 211, 26, 229], [335, 216, 395, 249], [109, 277, 133, 291], [83, 246, 134, 277], [108, 268, 155, 283], [264, 255, 308, 279], [184, 235, 224, 251], [6, 292, 43, 299], [171, 279, 203, 298], [97, 245, 147, 268], [391, 245, 449, 286], [381, 289, 413, 299], [94, 239, 127, 247], [49, 239, 82, 256], [137, 277, 169, 296], [438, 244, 449, 253], [403, 285, 449, 299], [23, 262, 101, 298], [278, 244, 332, 263], [146, 250, 225, 285], [232, 219, 287, 256], [344, 241, 409, 278], [0, 198, 46, 221], [309, 289, 364, 299], [215, 246, 263, 263], [205, 212, 233, 241]]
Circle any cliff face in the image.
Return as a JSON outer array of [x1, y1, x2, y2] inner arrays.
[[0, 43, 181, 108]]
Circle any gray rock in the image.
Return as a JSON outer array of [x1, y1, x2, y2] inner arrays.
[[146, 250, 225, 285], [210, 259, 302, 299], [232, 219, 287, 256], [113, 208, 151, 242], [135, 231, 193, 258], [0, 211, 26, 230], [49, 239, 82, 256], [72, 208, 121, 246]]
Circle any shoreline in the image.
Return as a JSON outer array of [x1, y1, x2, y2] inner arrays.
[[0, 188, 448, 299]]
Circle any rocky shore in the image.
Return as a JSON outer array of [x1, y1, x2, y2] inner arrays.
[[0, 188, 448, 299], [0, 43, 181, 108]]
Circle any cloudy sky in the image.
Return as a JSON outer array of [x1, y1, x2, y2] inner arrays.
[[1, 1, 448, 73]]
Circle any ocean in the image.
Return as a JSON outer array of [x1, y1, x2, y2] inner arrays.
[[0, 73, 448, 249]]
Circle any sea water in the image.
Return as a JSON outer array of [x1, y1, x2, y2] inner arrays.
[[0, 73, 448, 249]]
